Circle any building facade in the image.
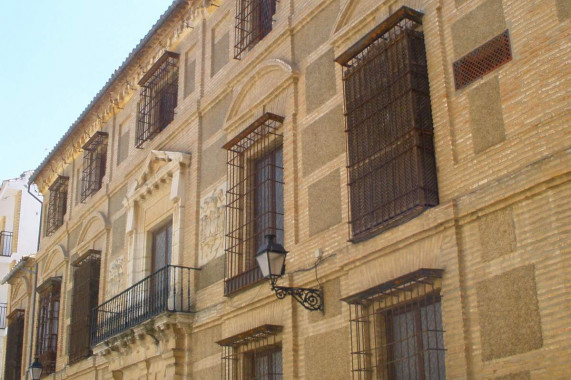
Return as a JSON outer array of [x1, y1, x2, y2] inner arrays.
[[3, 0, 570, 379], [0, 171, 42, 380]]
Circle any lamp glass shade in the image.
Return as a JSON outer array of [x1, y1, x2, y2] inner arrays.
[[255, 234, 287, 279], [256, 250, 287, 278], [29, 358, 43, 380]]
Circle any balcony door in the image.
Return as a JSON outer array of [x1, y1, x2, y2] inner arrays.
[[152, 221, 172, 273], [150, 221, 172, 315]]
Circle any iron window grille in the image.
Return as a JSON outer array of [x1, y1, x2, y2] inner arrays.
[[4, 309, 25, 380], [36, 277, 62, 376], [69, 251, 101, 365], [218, 325, 283, 380], [80, 132, 108, 202], [46, 176, 69, 236], [0, 231, 13, 257], [336, 7, 439, 242], [343, 269, 446, 380], [453, 30, 512, 90], [234, 0, 277, 59], [136, 51, 179, 148], [223, 113, 285, 295]]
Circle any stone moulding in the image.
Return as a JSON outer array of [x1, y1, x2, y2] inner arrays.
[[92, 312, 194, 359]]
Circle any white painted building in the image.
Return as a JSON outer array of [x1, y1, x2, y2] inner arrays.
[[0, 171, 42, 379]]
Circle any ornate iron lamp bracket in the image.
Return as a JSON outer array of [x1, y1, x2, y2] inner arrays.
[[270, 279, 323, 312]]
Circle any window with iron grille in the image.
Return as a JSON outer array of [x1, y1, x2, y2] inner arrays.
[[4, 309, 25, 380], [343, 269, 445, 380], [36, 277, 61, 376], [234, 0, 277, 59], [69, 251, 100, 365], [46, 176, 69, 236], [218, 325, 283, 380], [80, 132, 108, 202], [136, 51, 179, 148], [223, 113, 284, 295], [336, 7, 439, 242]]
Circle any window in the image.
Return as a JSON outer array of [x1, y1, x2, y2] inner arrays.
[[36, 277, 61, 376], [80, 132, 108, 202], [69, 251, 100, 365], [343, 269, 445, 380], [234, 0, 277, 59], [4, 309, 25, 380], [218, 325, 283, 380], [0, 231, 13, 257], [336, 7, 439, 242], [453, 30, 512, 90], [136, 51, 179, 148], [223, 113, 284, 295], [46, 176, 69, 236]]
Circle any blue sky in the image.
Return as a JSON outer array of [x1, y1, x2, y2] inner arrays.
[[0, 0, 174, 181]]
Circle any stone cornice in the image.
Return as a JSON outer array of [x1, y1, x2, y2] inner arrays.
[[34, 1, 219, 193]]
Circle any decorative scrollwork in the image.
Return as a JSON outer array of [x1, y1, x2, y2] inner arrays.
[[272, 284, 323, 312]]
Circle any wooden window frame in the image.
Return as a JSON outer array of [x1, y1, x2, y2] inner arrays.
[[36, 277, 62, 376], [136, 51, 179, 148], [80, 132, 108, 202], [336, 6, 439, 242], [4, 309, 25, 380], [223, 113, 285, 295], [69, 251, 101, 365], [46, 176, 69, 236]]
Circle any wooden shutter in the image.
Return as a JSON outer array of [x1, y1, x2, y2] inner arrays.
[[4, 309, 25, 380], [69, 251, 101, 364]]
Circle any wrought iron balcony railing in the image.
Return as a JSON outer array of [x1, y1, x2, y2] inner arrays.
[[0, 231, 13, 257], [0, 303, 6, 329], [91, 265, 196, 346]]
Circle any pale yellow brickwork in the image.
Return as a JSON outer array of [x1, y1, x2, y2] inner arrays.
[[5, 0, 570, 379]]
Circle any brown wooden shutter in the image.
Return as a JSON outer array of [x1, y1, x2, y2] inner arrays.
[[4, 309, 25, 380], [69, 251, 101, 364], [36, 277, 61, 376]]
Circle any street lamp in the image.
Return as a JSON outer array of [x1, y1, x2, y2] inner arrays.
[[28, 357, 43, 380], [255, 234, 323, 311]]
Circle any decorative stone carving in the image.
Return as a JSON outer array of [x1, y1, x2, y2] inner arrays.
[[199, 183, 226, 266], [108, 256, 124, 298]]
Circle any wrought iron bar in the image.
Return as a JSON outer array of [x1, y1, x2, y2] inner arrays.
[[0, 231, 13, 257], [234, 0, 277, 59], [271, 282, 323, 312], [223, 113, 284, 295], [339, 7, 438, 242], [91, 265, 197, 346]]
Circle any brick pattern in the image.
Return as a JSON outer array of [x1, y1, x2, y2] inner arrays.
[[12, 0, 569, 379]]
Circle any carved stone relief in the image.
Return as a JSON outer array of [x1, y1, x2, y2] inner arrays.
[[199, 183, 226, 266], [108, 256, 125, 298]]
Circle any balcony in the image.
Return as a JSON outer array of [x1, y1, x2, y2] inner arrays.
[[91, 265, 195, 346], [0, 303, 6, 329], [0, 231, 13, 257]]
